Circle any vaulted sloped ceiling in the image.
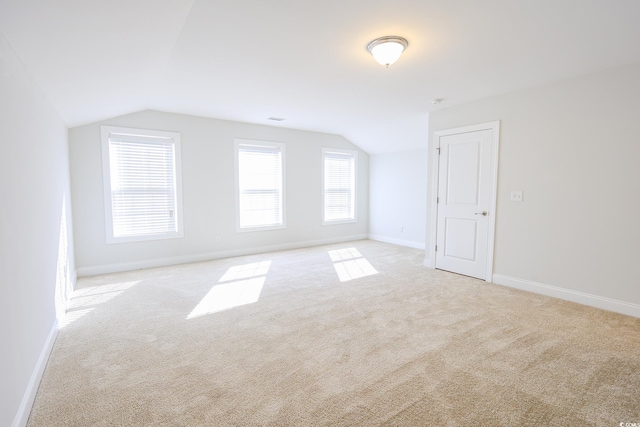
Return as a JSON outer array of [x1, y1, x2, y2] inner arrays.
[[1, 0, 640, 153]]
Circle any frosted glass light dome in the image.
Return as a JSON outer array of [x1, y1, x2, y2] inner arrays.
[[367, 36, 408, 67]]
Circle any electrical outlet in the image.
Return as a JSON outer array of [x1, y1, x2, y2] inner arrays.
[[400, 225, 404, 232], [510, 191, 523, 202], [215, 235, 222, 242]]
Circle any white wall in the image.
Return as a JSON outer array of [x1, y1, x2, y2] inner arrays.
[[427, 62, 640, 314], [369, 148, 427, 249], [0, 34, 75, 426], [70, 110, 369, 274]]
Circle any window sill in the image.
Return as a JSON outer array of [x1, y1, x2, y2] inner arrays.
[[236, 224, 286, 233], [106, 231, 184, 245], [322, 219, 357, 226]]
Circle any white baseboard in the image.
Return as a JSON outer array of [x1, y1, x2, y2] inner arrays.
[[423, 258, 433, 268], [12, 321, 58, 427], [368, 234, 426, 250], [493, 274, 640, 319], [77, 234, 369, 277]]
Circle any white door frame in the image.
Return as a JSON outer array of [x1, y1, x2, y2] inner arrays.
[[426, 121, 500, 282]]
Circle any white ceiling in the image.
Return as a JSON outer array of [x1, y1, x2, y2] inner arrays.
[[1, 0, 640, 153]]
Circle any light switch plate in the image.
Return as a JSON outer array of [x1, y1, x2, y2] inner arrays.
[[510, 191, 523, 202]]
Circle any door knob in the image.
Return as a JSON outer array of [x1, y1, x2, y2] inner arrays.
[[474, 211, 488, 216]]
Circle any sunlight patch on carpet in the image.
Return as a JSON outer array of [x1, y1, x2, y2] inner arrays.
[[328, 247, 362, 262], [219, 261, 271, 282], [60, 280, 140, 329], [187, 261, 271, 319], [68, 281, 140, 309], [58, 308, 94, 328], [328, 248, 378, 282]]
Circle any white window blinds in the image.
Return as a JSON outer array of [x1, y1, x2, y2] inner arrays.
[[101, 127, 183, 243], [237, 142, 285, 229], [323, 149, 356, 223]]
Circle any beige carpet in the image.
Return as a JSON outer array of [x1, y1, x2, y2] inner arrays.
[[28, 240, 640, 426]]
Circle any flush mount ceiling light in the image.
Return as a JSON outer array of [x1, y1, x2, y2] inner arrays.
[[366, 36, 408, 68]]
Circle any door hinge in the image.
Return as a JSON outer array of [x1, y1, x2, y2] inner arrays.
[[436, 147, 440, 155], [435, 245, 438, 252], [437, 196, 439, 204]]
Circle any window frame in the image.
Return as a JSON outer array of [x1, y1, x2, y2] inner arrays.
[[234, 138, 287, 232], [101, 125, 184, 244], [322, 147, 358, 225]]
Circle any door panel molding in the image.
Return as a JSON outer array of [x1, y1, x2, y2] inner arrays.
[[427, 121, 500, 281]]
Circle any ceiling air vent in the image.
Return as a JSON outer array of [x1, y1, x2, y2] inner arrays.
[[268, 117, 285, 121]]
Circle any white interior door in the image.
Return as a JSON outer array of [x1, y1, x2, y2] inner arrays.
[[435, 126, 497, 280]]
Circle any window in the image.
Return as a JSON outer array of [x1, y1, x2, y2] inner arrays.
[[101, 126, 183, 244], [235, 139, 285, 231], [323, 148, 357, 223]]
